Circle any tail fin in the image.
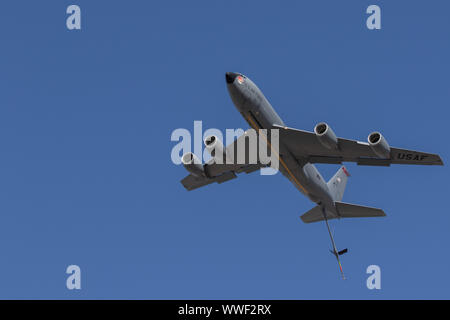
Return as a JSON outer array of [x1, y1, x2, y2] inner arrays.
[[327, 166, 350, 202]]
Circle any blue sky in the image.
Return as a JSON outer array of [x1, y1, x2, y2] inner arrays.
[[0, 1, 449, 299]]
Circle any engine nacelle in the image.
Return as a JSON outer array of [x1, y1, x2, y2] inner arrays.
[[368, 132, 391, 158], [314, 122, 338, 150], [181, 152, 205, 177], [204, 135, 230, 164]]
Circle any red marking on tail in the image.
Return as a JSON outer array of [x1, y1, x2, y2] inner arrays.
[[342, 166, 350, 177]]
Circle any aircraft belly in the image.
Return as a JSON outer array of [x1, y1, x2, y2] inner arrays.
[[278, 145, 334, 207], [277, 146, 312, 197], [235, 91, 333, 207]]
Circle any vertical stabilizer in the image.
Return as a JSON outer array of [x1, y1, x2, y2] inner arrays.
[[327, 166, 350, 202]]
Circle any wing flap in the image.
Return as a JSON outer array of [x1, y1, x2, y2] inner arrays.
[[181, 171, 237, 191]]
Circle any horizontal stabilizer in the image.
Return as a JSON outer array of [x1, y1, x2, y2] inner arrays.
[[300, 202, 386, 223], [300, 206, 327, 223], [335, 201, 386, 219]]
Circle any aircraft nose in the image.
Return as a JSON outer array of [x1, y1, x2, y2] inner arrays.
[[225, 72, 239, 84]]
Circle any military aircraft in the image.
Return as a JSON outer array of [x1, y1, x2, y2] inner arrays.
[[180, 72, 443, 279]]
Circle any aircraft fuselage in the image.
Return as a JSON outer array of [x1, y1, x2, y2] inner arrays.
[[225, 72, 337, 214]]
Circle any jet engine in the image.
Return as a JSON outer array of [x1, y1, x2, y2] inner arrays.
[[181, 152, 205, 177], [314, 122, 338, 150], [204, 135, 230, 164], [368, 132, 391, 158]]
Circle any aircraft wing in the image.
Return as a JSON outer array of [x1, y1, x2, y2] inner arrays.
[[181, 171, 237, 191], [181, 130, 266, 191], [274, 124, 443, 166]]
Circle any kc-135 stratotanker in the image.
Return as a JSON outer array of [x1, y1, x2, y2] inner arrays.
[[180, 72, 443, 279]]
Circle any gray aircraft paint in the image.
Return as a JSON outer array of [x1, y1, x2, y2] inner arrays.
[[180, 72, 443, 279], [226, 72, 337, 214]]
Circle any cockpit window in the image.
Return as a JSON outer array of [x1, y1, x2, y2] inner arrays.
[[237, 75, 244, 84]]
